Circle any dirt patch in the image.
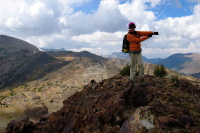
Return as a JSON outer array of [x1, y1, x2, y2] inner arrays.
[[0, 107, 24, 131]]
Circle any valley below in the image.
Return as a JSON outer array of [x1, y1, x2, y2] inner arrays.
[[0, 52, 127, 131]]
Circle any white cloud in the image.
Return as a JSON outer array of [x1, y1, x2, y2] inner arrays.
[[60, 0, 128, 36], [4, 17, 23, 28], [0, 0, 61, 35], [146, 5, 200, 57], [149, 0, 162, 8], [119, 0, 157, 26], [71, 31, 125, 54], [0, 0, 200, 58]]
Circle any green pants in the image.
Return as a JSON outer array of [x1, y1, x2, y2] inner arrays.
[[129, 52, 144, 81]]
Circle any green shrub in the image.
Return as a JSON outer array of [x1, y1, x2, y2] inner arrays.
[[10, 89, 15, 96], [0, 95, 8, 101], [154, 65, 168, 78], [171, 76, 179, 83], [32, 88, 37, 93], [38, 87, 43, 92], [119, 64, 130, 76]]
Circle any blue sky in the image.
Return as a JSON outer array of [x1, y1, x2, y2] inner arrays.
[[153, 0, 196, 19], [75, 0, 197, 19], [74, 0, 196, 17], [74, 0, 100, 13], [0, 0, 200, 58]]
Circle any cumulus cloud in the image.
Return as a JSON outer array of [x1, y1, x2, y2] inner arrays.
[[60, 0, 128, 35], [72, 31, 125, 55], [0, 0, 61, 35], [0, 0, 200, 58]]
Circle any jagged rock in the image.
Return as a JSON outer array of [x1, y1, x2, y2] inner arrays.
[[24, 104, 48, 119], [4, 75, 200, 133], [158, 116, 181, 127], [32, 95, 41, 101], [179, 115, 195, 127], [119, 107, 154, 133], [5, 117, 34, 133], [40, 114, 50, 124]]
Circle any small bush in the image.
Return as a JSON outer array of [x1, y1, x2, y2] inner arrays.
[[10, 89, 15, 96], [32, 88, 37, 93], [171, 76, 179, 83], [0, 95, 8, 101], [38, 87, 43, 92], [119, 64, 130, 76], [154, 65, 168, 78]]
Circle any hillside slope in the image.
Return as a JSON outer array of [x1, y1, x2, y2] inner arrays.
[[0, 35, 41, 88], [0, 51, 67, 89], [46, 50, 106, 61], [155, 53, 200, 75], [0, 35, 39, 53], [4, 75, 200, 133], [0, 50, 127, 131]]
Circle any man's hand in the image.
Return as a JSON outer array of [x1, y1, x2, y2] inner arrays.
[[148, 34, 153, 38], [153, 32, 159, 35]]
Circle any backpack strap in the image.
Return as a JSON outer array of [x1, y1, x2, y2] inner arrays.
[[128, 31, 139, 38]]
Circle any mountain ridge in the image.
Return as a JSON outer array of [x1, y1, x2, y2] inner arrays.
[[0, 35, 41, 88], [155, 53, 200, 75], [0, 35, 39, 53], [105, 52, 163, 63], [46, 50, 106, 61]]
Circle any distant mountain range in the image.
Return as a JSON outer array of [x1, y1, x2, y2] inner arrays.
[[105, 52, 163, 63], [155, 53, 200, 76], [40, 48, 66, 51]]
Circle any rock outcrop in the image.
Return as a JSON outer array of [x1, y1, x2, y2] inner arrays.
[[4, 75, 200, 133]]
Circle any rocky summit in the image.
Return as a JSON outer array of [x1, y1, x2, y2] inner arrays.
[[4, 74, 200, 133]]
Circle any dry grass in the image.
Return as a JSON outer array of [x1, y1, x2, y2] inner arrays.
[[0, 107, 25, 131]]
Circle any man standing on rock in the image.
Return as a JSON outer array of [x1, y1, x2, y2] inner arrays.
[[127, 22, 159, 87]]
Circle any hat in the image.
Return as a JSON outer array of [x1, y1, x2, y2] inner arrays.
[[128, 22, 136, 29]]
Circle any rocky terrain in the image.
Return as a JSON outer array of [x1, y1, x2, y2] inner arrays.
[[0, 50, 127, 131], [1, 50, 200, 132], [4, 75, 200, 133]]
